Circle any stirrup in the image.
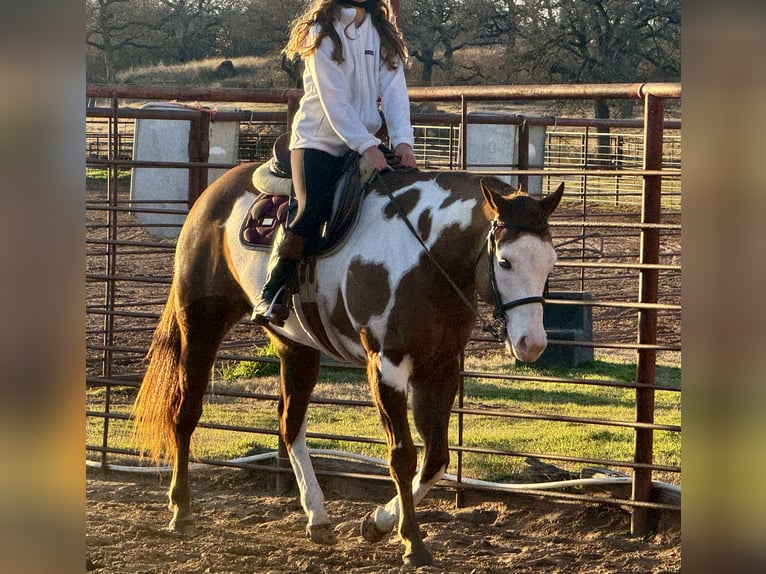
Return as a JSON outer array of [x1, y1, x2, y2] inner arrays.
[[252, 286, 290, 327]]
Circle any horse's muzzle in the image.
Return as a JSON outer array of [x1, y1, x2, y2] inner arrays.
[[507, 332, 548, 363]]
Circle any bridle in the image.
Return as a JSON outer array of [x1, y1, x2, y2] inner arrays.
[[485, 220, 547, 323], [375, 171, 547, 341]]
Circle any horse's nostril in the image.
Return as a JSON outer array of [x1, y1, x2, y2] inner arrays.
[[515, 335, 547, 362]]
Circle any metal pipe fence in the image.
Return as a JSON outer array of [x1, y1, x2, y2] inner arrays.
[[85, 83, 681, 533]]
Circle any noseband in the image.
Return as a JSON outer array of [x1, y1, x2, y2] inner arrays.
[[486, 220, 546, 323]]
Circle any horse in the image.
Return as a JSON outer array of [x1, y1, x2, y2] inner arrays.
[[132, 159, 564, 567]]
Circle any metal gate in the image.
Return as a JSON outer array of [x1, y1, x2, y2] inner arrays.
[[86, 83, 681, 535]]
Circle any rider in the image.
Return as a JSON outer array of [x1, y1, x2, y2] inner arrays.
[[253, 0, 418, 326]]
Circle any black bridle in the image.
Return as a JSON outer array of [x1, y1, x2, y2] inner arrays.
[[486, 220, 547, 323]]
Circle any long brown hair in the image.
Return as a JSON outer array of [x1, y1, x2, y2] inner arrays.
[[283, 0, 409, 70]]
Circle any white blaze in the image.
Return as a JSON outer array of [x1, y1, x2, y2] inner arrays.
[[494, 234, 557, 362]]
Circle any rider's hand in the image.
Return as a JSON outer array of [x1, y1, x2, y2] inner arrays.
[[362, 145, 389, 171], [395, 143, 418, 169]]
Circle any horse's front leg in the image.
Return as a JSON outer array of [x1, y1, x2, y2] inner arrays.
[[364, 356, 461, 540], [274, 338, 335, 544], [361, 464, 446, 542], [363, 351, 432, 567]]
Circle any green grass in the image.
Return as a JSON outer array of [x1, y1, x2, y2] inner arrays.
[[87, 347, 681, 484], [217, 341, 282, 380], [86, 167, 132, 181]]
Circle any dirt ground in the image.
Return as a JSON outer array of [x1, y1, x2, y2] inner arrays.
[[86, 465, 680, 573]]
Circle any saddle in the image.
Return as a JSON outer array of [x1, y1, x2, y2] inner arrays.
[[241, 134, 410, 361], [241, 133, 377, 255]]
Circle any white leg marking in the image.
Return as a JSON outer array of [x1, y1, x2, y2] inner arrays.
[[379, 353, 413, 393], [373, 464, 448, 533], [287, 417, 330, 527]]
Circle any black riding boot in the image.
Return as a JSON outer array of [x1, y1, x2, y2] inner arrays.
[[252, 229, 305, 327]]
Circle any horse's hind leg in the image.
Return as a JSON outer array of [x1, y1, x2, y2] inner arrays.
[[271, 337, 334, 544], [169, 295, 248, 533], [362, 351, 432, 567]]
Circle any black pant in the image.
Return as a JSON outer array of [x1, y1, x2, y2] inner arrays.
[[288, 148, 344, 252]]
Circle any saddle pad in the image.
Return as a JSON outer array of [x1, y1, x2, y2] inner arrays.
[[240, 193, 290, 247]]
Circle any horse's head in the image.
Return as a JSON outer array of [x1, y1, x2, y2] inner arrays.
[[479, 180, 564, 362]]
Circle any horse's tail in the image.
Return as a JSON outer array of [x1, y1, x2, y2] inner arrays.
[[132, 283, 183, 463]]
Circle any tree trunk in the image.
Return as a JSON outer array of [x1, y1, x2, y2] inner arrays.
[[418, 46, 436, 85], [594, 98, 611, 167], [421, 60, 433, 85], [98, 7, 116, 83], [281, 54, 302, 89]]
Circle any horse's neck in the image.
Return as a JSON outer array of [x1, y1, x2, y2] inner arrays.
[[425, 180, 492, 288], [473, 244, 493, 304], [364, 171, 491, 285]]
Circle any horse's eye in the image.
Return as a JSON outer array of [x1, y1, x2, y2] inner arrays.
[[498, 258, 512, 270]]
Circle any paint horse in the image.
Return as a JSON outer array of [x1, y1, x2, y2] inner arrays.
[[132, 159, 564, 567]]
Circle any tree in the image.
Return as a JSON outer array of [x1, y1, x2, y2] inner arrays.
[[86, 0, 162, 83], [220, 0, 304, 58], [512, 0, 680, 118], [156, 0, 230, 62], [400, 0, 516, 85]]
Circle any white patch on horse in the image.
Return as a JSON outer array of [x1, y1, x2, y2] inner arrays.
[[372, 463, 448, 534], [223, 194, 317, 347], [379, 353, 413, 393], [494, 233, 557, 362], [286, 415, 331, 528], [315, 178, 477, 359], [224, 194, 268, 304]]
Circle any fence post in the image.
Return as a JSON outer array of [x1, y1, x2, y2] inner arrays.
[[188, 112, 210, 207], [287, 94, 300, 131], [459, 96, 467, 170], [631, 93, 663, 535], [455, 353, 465, 509], [100, 95, 122, 471], [517, 120, 529, 191]]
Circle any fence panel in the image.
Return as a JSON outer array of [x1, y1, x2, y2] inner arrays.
[[86, 84, 681, 534]]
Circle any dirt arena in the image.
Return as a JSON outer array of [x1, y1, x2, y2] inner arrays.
[[86, 464, 680, 573]]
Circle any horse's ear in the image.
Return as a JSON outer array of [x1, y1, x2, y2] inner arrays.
[[480, 179, 503, 215], [539, 182, 564, 217]]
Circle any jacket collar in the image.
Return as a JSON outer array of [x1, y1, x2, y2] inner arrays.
[[338, 6, 367, 27], [339, 7, 356, 24]]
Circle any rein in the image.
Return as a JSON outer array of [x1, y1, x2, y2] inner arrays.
[[373, 173, 545, 341]]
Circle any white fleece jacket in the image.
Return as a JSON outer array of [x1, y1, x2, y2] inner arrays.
[[289, 7, 415, 157]]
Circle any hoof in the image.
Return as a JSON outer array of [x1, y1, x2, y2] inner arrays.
[[360, 514, 387, 543], [168, 515, 195, 535], [403, 549, 434, 568], [306, 523, 337, 545]]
